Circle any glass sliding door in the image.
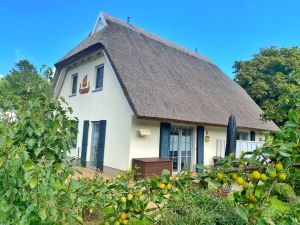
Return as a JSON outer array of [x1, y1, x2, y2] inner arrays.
[[170, 127, 180, 172], [90, 122, 100, 168], [169, 126, 193, 172]]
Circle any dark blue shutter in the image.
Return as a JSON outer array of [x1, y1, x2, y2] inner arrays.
[[81, 120, 89, 167], [159, 123, 171, 159], [250, 131, 255, 141], [196, 126, 204, 168], [96, 120, 106, 171]]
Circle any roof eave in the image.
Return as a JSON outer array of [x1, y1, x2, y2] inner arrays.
[[136, 116, 278, 132]]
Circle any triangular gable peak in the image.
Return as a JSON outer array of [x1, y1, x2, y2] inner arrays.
[[91, 12, 107, 34]]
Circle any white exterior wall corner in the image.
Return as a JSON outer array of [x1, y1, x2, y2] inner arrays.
[[129, 119, 161, 167], [56, 51, 134, 171]]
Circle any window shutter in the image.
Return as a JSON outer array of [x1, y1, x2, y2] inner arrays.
[[196, 126, 204, 168], [159, 123, 171, 159], [250, 131, 255, 141], [81, 120, 89, 167], [96, 120, 106, 171]]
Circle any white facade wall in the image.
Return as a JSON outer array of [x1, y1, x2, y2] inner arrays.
[[129, 119, 161, 160], [56, 52, 134, 170], [129, 120, 265, 168]]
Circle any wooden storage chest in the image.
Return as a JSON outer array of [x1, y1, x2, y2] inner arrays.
[[132, 157, 172, 178]]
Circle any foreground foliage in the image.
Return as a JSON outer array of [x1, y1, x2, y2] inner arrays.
[[196, 109, 300, 224], [0, 94, 79, 224]]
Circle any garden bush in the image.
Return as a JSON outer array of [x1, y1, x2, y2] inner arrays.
[[156, 187, 238, 225], [273, 183, 298, 203], [287, 172, 300, 196]]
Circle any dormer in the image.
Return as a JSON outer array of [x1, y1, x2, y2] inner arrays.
[[91, 12, 107, 34]]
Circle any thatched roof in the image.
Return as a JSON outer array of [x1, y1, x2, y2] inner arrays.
[[54, 13, 278, 131]]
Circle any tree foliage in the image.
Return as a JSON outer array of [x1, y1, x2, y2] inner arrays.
[[233, 47, 300, 126], [0, 60, 53, 110]]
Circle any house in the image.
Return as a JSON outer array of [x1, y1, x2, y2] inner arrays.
[[53, 12, 278, 175]]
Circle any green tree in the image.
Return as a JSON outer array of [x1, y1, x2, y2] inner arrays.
[[0, 60, 53, 110], [233, 46, 300, 126]]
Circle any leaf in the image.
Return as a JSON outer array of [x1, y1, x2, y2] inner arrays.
[[29, 175, 38, 189], [235, 205, 248, 222], [24, 159, 35, 171], [52, 180, 62, 190], [0, 157, 4, 167], [26, 139, 36, 148], [39, 207, 47, 221], [161, 169, 170, 177], [26, 126, 34, 137], [256, 218, 267, 225], [278, 150, 292, 157], [288, 110, 298, 123], [195, 164, 207, 169], [285, 121, 297, 128]]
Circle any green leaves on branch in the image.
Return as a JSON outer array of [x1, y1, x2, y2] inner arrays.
[[233, 47, 300, 126]]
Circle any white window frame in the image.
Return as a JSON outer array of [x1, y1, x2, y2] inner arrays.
[[70, 73, 78, 96], [89, 121, 100, 169], [169, 126, 194, 173], [93, 64, 104, 92]]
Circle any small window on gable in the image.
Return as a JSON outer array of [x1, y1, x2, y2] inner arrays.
[[71, 74, 78, 96], [237, 131, 249, 141], [95, 65, 104, 91]]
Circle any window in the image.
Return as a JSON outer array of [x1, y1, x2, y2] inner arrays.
[[71, 121, 79, 148], [94, 65, 104, 90], [71, 74, 78, 95], [169, 126, 193, 172], [237, 131, 248, 141], [90, 122, 100, 168]]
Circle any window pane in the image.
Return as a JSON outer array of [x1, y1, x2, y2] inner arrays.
[[72, 121, 79, 148], [72, 75, 78, 94], [95, 66, 104, 89], [237, 131, 248, 141], [91, 123, 100, 168]]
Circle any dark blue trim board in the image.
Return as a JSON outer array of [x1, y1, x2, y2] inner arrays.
[[196, 126, 204, 167], [81, 120, 89, 167], [159, 123, 171, 159]]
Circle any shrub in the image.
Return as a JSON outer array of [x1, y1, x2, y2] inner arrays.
[[287, 172, 300, 196], [156, 187, 238, 225], [273, 183, 298, 203], [0, 94, 80, 224]]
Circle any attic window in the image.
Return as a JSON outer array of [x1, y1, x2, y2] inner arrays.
[[70, 74, 78, 96], [92, 13, 107, 34], [95, 19, 104, 31]]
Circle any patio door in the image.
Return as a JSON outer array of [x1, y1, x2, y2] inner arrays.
[[169, 127, 193, 172], [90, 122, 100, 169]]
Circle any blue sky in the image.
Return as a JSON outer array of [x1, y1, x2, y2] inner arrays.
[[0, 0, 300, 78]]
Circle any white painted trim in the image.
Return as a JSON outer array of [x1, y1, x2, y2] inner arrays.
[[91, 12, 107, 34], [54, 67, 67, 99], [102, 50, 134, 116]]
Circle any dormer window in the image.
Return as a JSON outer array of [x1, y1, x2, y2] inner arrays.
[[71, 74, 78, 96], [94, 65, 104, 91]]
